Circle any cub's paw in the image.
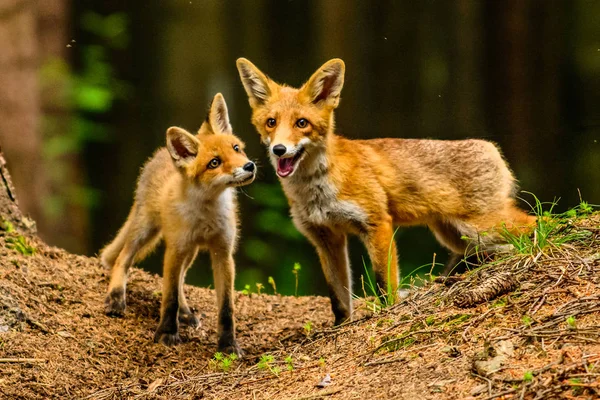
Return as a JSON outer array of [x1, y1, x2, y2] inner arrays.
[[154, 330, 182, 347], [105, 288, 126, 316], [178, 311, 201, 328], [218, 340, 244, 358]]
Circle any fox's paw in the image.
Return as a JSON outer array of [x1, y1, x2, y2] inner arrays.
[[105, 288, 126, 316], [154, 330, 182, 346], [218, 339, 244, 358], [178, 311, 201, 328]]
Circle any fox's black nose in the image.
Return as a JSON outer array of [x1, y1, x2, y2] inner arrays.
[[272, 144, 287, 157], [243, 162, 255, 172]]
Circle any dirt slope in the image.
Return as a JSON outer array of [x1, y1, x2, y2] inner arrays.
[[1, 211, 599, 400]]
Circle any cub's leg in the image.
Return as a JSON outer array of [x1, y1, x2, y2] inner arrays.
[[301, 224, 352, 326], [207, 237, 241, 355], [105, 211, 160, 316], [154, 243, 195, 346], [178, 248, 200, 327], [362, 214, 399, 302]]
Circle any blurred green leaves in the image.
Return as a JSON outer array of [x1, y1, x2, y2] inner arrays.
[[39, 11, 130, 226]]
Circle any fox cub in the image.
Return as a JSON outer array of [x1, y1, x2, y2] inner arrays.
[[236, 58, 535, 325], [101, 93, 255, 353]]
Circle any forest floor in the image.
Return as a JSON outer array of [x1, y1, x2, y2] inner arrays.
[[1, 212, 600, 399]]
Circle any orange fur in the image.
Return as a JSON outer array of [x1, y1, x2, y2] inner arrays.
[[237, 58, 535, 324], [101, 93, 254, 354]]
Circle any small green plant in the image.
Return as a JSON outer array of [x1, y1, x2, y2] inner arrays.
[[268, 276, 277, 294], [566, 315, 577, 329], [523, 371, 533, 382], [522, 315, 533, 327], [303, 321, 313, 336], [292, 263, 301, 296], [500, 193, 595, 255], [210, 352, 238, 372], [255, 283, 264, 295], [0, 219, 15, 233], [425, 315, 435, 326], [257, 354, 280, 376], [6, 235, 36, 256], [569, 378, 583, 395], [284, 355, 294, 371], [318, 357, 326, 368], [241, 284, 251, 296]]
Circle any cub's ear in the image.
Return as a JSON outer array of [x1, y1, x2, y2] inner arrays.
[[207, 93, 233, 134], [301, 58, 345, 108], [166, 127, 199, 168], [236, 58, 271, 107]]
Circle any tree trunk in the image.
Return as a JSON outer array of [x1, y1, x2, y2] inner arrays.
[[0, 0, 46, 231]]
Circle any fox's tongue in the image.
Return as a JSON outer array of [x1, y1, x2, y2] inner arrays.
[[277, 157, 295, 177]]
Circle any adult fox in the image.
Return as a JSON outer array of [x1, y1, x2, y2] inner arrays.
[[236, 58, 534, 325]]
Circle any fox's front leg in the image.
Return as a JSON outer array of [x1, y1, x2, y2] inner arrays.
[[154, 244, 190, 346], [302, 224, 352, 325], [208, 237, 241, 356], [362, 214, 399, 302]]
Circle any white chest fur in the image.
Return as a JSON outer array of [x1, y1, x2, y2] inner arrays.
[[174, 187, 235, 243], [284, 161, 367, 230]]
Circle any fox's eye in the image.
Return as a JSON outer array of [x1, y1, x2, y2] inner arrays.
[[296, 118, 309, 129], [207, 158, 221, 169], [233, 144, 240, 152], [266, 118, 276, 128]]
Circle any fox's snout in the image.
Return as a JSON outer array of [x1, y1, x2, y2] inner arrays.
[[242, 162, 255, 172], [272, 144, 287, 157]]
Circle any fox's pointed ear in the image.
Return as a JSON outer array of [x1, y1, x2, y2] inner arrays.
[[166, 127, 199, 168], [301, 59, 345, 108], [207, 93, 232, 134], [236, 58, 271, 107]]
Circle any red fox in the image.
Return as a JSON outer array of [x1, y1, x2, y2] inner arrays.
[[236, 58, 535, 325], [101, 93, 255, 353]]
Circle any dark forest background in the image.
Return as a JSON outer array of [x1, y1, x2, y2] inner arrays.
[[1, 0, 599, 296]]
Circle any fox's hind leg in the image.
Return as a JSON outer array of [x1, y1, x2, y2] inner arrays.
[[301, 224, 352, 326], [428, 219, 474, 275], [177, 248, 200, 328], [105, 210, 160, 316]]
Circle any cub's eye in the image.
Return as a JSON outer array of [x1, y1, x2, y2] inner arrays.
[[266, 118, 276, 128], [233, 144, 240, 152], [207, 158, 221, 169], [296, 118, 309, 128]]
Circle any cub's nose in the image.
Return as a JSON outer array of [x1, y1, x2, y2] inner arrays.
[[243, 162, 255, 172], [272, 144, 287, 157]]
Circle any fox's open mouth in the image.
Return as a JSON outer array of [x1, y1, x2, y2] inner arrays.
[[277, 148, 305, 178]]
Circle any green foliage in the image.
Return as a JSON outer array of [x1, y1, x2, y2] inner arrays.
[[268, 276, 277, 294], [566, 315, 577, 329], [210, 352, 238, 372], [6, 236, 36, 256], [499, 193, 595, 255], [523, 371, 533, 382], [241, 284, 251, 296], [257, 354, 280, 376], [255, 283, 264, 295], [522, 315, 533, 327], [0, 219, 15, 233], [284, 355, 294, 371], [303, 321, 313, 336], [292, 263, 301, 296], [40, 11, 130, 224]]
